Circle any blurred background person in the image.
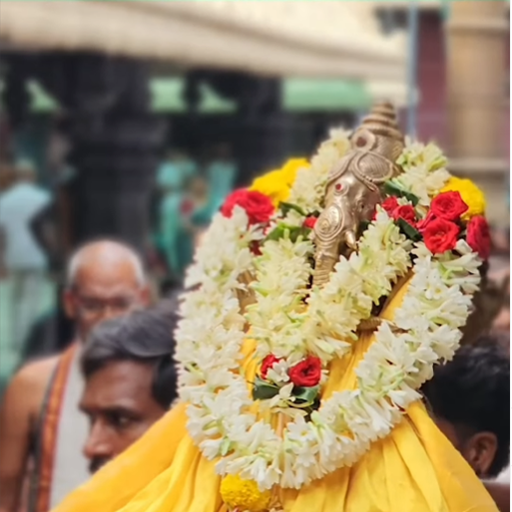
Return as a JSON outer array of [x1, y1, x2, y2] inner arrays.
[[489, 264, 510, 345], [0, 163, 16, 198], [0, 240, 150, 512], [422, 339, 510, 511], [204, 143, 237, 213], [422, 340, 510, 481], [79, 304, 178, 474], [0, 159, 52, 360], [154, 150, 199, 281]]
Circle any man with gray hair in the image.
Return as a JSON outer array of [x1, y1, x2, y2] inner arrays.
[[0, 240, 150, 512]]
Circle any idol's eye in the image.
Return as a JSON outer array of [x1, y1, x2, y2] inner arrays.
[[334, 183, 344, 194]]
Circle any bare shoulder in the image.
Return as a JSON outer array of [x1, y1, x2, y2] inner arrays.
[[4, 356, 60, 414], [14, 355, 59, 387]]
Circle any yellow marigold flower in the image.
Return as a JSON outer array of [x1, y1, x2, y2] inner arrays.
[[440, 177, 486, 221], [280, 158, 309, 186], [250, 169, 289, 207], [250, 158, 309, 207], [220, 475, 272, 512]]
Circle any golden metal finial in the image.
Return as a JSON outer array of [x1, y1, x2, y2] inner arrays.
[[312, 103, 405, 287]]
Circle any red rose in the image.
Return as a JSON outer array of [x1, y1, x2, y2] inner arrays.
[[430, 191, 468, 221], [303, 217, 317, 229], [394, 205, 417, 226], [221, 189, 275, 225], [466, 215, 491, 260], [382, 196, 399, 216], [422, 218, 460, 254], [260, 355, 281, 379], [289, 356, 322, 387], [416, 213, 432, 231]]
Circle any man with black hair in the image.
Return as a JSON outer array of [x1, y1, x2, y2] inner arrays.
[[0, 240, 150, 512], [79, 304, 178, 474], [422, 340, 510, 480]]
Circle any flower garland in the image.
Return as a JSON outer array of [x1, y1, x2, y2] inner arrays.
[[391, 138, 451, 206], [246, 213, 412, 367], [250, 159, 310, 208], [175, 138, 488, 499], [288, 127, 351, 212]]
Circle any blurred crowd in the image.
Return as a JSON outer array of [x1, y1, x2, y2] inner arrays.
[[0, 145, 238, 386], [0, 146, 509, 512], [151, 144, 236, 288]]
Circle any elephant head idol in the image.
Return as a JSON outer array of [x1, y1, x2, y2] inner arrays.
[[313, 102, 405, 286]]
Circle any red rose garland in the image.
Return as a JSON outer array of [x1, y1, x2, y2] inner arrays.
[[221, 189, 275, 225], [380, 197, 417, 227], [260, 355, 322, 388], [303, 217, 318, 229], [421, 218, 460, 254], [394, 205, 417, 226], [260, 355, 281, 379], [466, 215, 491, 260], [289, 356, 322, 387], [382, 196, 399, 216], [430, 191, 468, 221]]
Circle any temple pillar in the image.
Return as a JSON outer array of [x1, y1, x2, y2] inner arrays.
[[36, 53, 165, 255], [185, 70, 290, 187], [446, 0, 509, 225]]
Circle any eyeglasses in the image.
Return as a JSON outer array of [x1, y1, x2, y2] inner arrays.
[[74, 295, 139, 317]]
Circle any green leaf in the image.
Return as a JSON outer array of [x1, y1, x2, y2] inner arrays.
[[252, 377, 280, 401], [292, 385, 321, 405], [279, 202, 307, 217], [265, 225, 310, 244], [384, 181, 420, 206], [265, 224, 287, 241], [219, 438, 231, 456], [397, 218, 422, 242]]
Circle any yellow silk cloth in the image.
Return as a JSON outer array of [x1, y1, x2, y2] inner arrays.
[[53, 277, 498, 512]]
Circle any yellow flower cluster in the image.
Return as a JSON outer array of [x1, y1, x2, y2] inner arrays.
[[220, 475, 272, 512], [440, 177, 486, 221], [250, 158, 309, 207]]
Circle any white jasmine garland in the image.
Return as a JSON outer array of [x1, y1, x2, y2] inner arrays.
[[246, 212, 412, 368], [175, 141, 482, 491], [175, 223, 480, 490], [288, 128, 351, 212], [393, 139, 451, 206], [177, 237, 480, 489], [266, 360, 291, 385]]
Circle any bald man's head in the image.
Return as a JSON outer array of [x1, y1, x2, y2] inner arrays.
[[67, 241, 146, 289], [64, 241, 150, 341]]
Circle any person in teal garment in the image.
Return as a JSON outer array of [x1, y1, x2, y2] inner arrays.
[[156, 146, 236, 280], [156, 151, 197, 191], [175, 176, 212, 277], [205, 143, 236, 213], [155, 151, 198, 279]]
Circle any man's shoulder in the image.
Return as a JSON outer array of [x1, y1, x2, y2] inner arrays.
[[25, 184, 52, 206], [2, 183, 50, 204], [1, 355, 60, 425], [9, 356, 60, 399]]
